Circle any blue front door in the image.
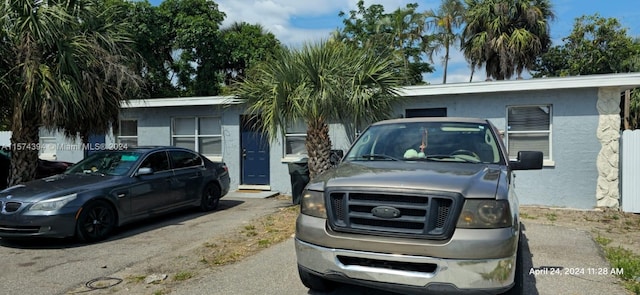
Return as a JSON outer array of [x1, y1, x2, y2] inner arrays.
[[241, 116, 270, 185]]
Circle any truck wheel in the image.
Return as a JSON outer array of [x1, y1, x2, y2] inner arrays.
[[298, 265, 335, 292]]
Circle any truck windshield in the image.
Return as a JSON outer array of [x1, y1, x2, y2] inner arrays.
[[345, 122, 504, 164]]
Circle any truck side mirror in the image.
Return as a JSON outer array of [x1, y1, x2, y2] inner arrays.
[[509, 151, 543, 170]]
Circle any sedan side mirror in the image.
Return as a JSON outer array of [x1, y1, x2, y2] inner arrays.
[[136, 167, 154, 176], [509, 151, 543, 170]]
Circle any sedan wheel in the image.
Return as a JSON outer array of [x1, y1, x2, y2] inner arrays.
[[200, 183, 221, 212], [76, 200, 116, 243]]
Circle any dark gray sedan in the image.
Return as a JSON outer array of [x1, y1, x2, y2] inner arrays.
[[0, 146, 230, 242]]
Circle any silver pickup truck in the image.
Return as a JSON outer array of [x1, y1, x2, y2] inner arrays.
[[295, 117, 542, 295]]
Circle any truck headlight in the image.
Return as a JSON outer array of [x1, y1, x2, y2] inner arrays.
[[300, 190, 326, 218], [457, 199, 512, 228], [29, 193, 77, 212]]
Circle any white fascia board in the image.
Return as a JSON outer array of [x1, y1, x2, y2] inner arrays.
[[122, 96, 245, 108], [398, 73, 640, 97]]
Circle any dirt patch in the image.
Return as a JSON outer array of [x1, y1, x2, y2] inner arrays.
[[520, 206, 640, 256]]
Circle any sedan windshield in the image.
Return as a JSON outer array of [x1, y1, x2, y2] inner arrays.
[[345, 122, 504, 164], [66, 151, 142, 176]]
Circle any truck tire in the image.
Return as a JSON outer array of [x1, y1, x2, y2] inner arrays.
[[298, 265, 335, 292]]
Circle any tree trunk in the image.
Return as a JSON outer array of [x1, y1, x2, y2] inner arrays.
[[443, 45, 449, 84], [305, 117, 332, 179], [469, 66, 475, 82], [9, 106, 39, 186]]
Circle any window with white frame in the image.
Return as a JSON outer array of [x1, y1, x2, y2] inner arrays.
[[285, 120, 307, 156], [506, 105, 552, 161], [117, 119, 138, 147], [172, 117, 221, 156], [39, 129, 57, 160]]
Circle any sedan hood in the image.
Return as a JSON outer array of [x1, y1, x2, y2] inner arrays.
[[312, 161, 506, 198], [0, 174, 119, 202]]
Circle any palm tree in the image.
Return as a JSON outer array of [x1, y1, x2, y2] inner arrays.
[[0, 0, 141, 185], [234, 41, 407, 178], [424, 0, 466, 84], [462, 0, 554, 80], [376, 4, 427, 85], [335, 1, 432, 85]]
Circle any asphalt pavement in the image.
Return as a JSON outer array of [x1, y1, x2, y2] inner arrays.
[[169, 218, 630, 295]]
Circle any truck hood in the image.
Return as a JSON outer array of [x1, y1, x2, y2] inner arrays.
[[0, 174, 121, 202], [311, 161, 506, 199]]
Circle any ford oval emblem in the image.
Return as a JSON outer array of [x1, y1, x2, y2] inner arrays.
[[371, 206, 401, 219]]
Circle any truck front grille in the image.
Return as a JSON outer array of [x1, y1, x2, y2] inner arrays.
[[327, 191, 461, 240]]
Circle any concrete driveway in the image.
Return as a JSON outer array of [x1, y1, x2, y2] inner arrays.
[[170, 221, 629, 295]]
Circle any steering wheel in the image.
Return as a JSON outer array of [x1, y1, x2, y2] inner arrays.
[[449, 149, 480, 159]]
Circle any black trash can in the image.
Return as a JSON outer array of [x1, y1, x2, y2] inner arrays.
[[288, 158, 309, 205], [0, 153, 9, 190]]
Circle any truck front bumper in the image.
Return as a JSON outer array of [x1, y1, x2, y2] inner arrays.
[[295, 238, 516, 295]]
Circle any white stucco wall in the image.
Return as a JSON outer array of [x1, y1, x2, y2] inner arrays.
[[43, 82, 618, 209]]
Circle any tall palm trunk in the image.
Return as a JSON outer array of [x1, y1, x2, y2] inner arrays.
[[305, 117, 333, 179], [9, 106, 39, 186], [443, 44, 450, 84], [469, 67, 475, 82], [9, 27, 41, 186]]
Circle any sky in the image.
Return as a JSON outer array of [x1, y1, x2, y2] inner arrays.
[[148, 0, 640, 84]]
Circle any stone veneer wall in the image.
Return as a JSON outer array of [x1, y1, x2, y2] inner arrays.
[[596, 87, 621, 208]]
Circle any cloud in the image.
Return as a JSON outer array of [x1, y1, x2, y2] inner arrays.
[[216, 0, 347, 43], [215, 0, 438, 47]]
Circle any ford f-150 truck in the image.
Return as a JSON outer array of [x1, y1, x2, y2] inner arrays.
[[295, 117, 542, 294]]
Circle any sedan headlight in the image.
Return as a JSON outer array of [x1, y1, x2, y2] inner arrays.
[[29, 193, 78, 212], [457, 199, 512, 228], [300, 190, 326, 218]]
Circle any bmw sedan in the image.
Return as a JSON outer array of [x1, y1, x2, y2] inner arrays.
[[0, 146, 230, 243]]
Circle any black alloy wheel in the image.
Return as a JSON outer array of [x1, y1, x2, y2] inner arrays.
[[76, 200, 116, 243], [200, 183, 221, 211]]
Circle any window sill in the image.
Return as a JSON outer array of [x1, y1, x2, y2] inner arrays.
[[281, 156, 308, 163]]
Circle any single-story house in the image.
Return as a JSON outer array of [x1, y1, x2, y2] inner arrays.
[[25, 73, 640, 210]]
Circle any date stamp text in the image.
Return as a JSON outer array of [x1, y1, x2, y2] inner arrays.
[[529, 266, 624, 276]]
